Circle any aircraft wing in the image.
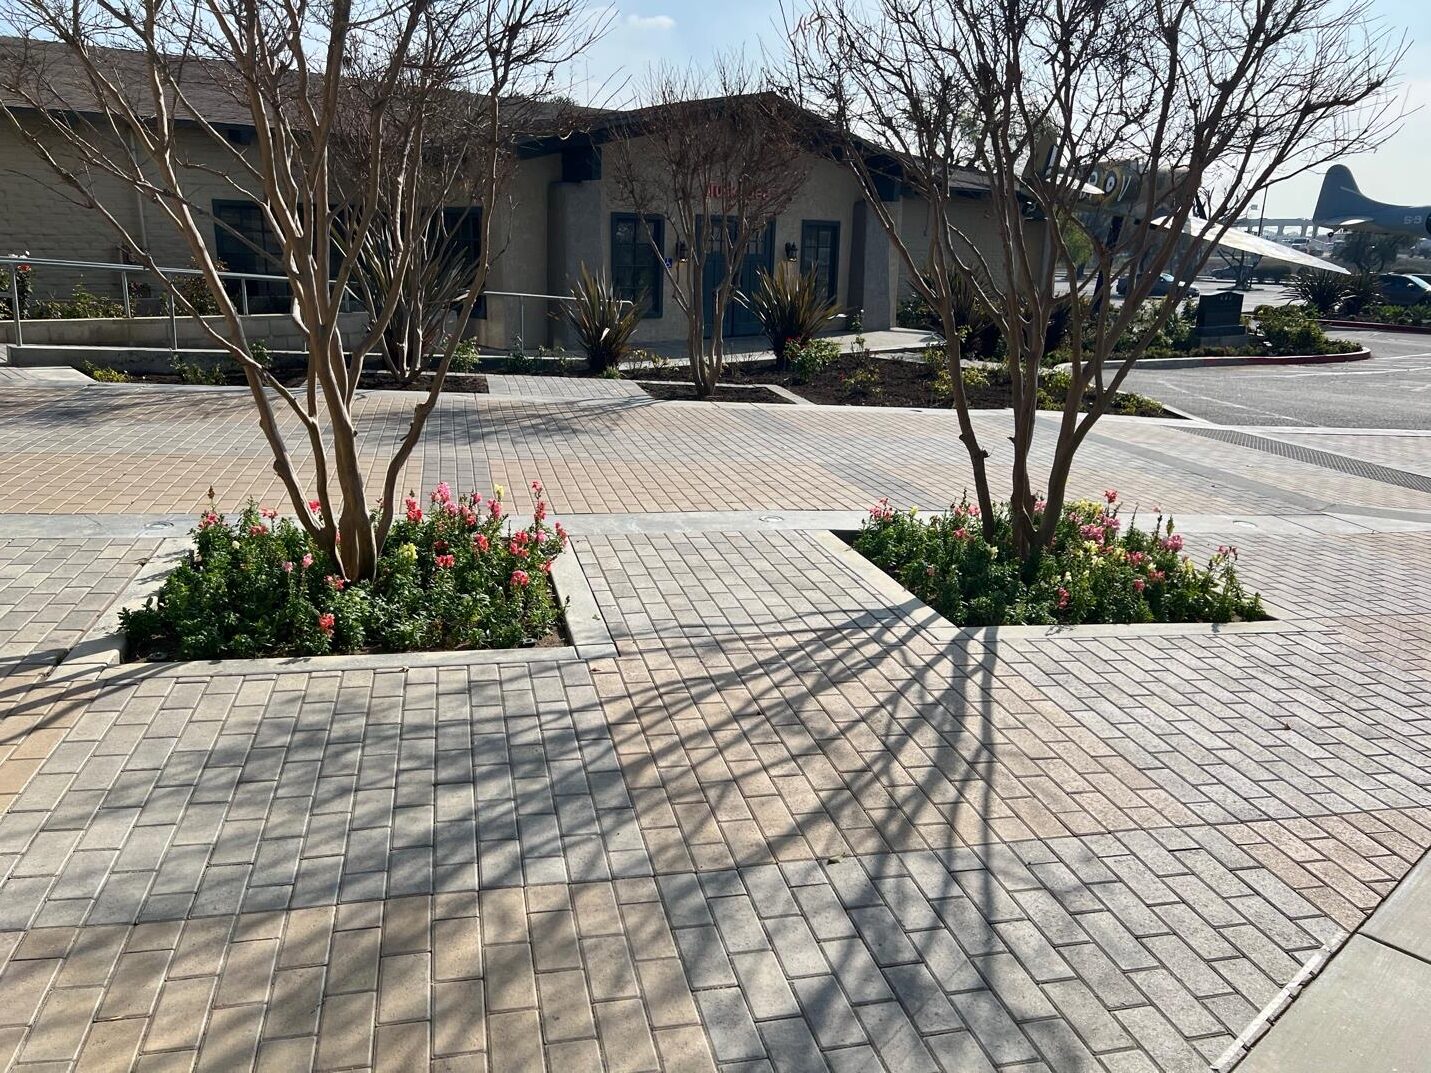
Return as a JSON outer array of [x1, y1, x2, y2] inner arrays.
[[1150, 214, 1349, 274], [1318, 217, 1372, 229]]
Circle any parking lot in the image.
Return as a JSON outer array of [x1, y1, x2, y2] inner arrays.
[[1124, 327, 1431, 428]]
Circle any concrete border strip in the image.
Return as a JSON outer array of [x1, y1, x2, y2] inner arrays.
[[51, 538, 189, 675], [1211, 933, 1348, 1072]]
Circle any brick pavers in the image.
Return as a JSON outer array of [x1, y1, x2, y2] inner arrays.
[[0, 381, 1429, 1070]]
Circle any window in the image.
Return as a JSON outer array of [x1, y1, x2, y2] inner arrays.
[[611, 214, 663, 317], [800, 220, 840, 304], [440, 206, 482, 268], [212, 200, 289, 314], [438, 206, 485, 317]]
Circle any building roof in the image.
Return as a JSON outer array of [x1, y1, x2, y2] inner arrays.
[[0, 35, 607, 137]]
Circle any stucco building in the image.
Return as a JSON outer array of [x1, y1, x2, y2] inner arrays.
[[0, 37, 1010, 353]]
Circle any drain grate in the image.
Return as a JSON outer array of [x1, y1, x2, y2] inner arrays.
[[1180, 427, 1431, 495]]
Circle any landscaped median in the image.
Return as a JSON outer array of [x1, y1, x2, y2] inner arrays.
[[848, 491, 1266, 627], [1054, 303, 1369, 372]]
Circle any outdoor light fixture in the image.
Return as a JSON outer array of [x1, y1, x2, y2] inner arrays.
[[784, 241, 799, 261], [674, 240, 688, 262]]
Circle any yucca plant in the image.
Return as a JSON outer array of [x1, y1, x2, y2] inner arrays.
[[1288, 271, 1350, 316], [738, 266, 841, 370], [567, 265, 644, 373], [1336, 272, 1381, 317]]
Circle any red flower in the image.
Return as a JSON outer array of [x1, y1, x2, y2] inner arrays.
[[326, 574, 344, 590], [435, 553, 456, 569], [317, 612, 335, 633], [249, 524, 268, 536], [511, 569, 530, 588], [307, 499, 322, 513], [473, 534, 490, 553]]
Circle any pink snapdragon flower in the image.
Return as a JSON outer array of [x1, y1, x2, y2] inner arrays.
[[473, 534, 490, 553], [511, 569, 530, 588], [301, 553, 314, 569], [435, 553, 456, 569], [282, 560, 294, 573], [317, 612, 335, 634]]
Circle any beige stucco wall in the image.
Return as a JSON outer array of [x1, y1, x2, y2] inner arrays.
[[0, 118, 265, 302], [543, 141, 891, 348]]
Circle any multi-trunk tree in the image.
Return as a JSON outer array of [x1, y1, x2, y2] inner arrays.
[[0, 0, 597, 579], [789, 0, 1401, 560], [607, 60, 810, 398]]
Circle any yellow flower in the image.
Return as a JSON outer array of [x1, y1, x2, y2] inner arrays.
[[494, 484, 506, 499]]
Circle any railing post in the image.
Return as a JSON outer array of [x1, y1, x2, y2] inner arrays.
[[9, 268, 21, 347], [519, 297, 526, 349], [167, 291, 178, 359], [240, 278, 250, 316], [121, 270, 131, 319]]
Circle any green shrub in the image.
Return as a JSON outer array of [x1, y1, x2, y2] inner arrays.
[[171, 356, 227, 384], [449, 339, 482, 373], [120, 483, 566, 660], [30, 280, 125, 319], [789, 338, 840, 383], [853, 494, 1264, 626], [567, 266, 643, 374], [839, 359, 881, 398], [78, 362, 132, 383], [739, 266, 840, 370], [1251, 306, 1339, 355]]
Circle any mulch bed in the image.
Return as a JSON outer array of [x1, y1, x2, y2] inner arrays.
[[636, 380, 793, 404], [639, 353, 1173, 416]]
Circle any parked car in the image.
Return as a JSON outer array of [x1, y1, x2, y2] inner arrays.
[[1210, 262, 1291, 284], [1376, 273, 1431, 306], [1116, 272, 1200, 298], [1402, 272, 1431, 290]]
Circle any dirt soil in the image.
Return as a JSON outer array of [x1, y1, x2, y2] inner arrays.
[[636, 380, 793, 404]]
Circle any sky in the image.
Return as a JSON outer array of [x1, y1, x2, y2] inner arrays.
[[576, 0, 1431, 220]]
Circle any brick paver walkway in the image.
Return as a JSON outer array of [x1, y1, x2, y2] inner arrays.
[[0, 380, 1428, 1071]]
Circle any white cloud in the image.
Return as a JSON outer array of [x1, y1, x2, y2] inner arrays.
[[624, 13, 676, 31]]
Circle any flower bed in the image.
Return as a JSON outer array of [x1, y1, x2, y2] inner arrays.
[[121, 483, 566, 659], [852, 493, 1265, 626]]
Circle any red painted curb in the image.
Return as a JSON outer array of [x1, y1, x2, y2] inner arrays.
[[1318, 319, 1431, 335]]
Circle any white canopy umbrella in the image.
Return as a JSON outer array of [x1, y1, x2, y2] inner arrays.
[[1150, 214, 1349, 274]]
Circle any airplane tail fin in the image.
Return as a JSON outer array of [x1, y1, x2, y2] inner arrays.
[[1314, 164, 1382, 225]]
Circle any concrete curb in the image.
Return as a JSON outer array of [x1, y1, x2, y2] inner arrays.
[[1318, 318, 1431, 335], [54, 538, 616, 679], [813, 530, 1303, 639], [1123, 347, 1371, 371]]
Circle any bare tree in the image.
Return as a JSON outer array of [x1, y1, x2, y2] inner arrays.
[[788, 0, 1402, 558], [0, 0, 598, 579], [607, 59, 810, 398]]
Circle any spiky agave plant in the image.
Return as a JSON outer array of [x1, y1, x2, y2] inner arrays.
[[567, 265, 644, 374], [738, 265, 841, 370], [1288, 271, 1351, 316]]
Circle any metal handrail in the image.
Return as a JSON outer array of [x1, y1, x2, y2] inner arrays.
[[0, 252, 294, 349], [0, 255, 629, 354], [481, 289, 633, 348]]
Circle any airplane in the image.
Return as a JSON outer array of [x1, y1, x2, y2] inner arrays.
[[1313, 164, 1431, 237]]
